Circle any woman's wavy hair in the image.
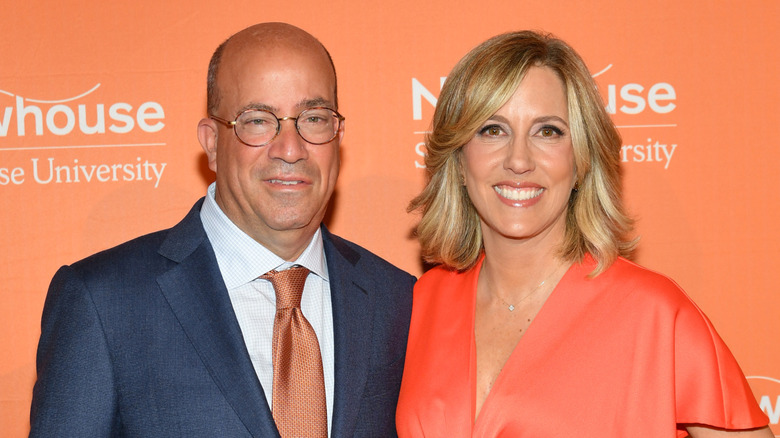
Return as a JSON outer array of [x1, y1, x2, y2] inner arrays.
[[409, 30, 636, 275]]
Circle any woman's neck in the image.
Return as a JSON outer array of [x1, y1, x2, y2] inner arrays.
[[480, 228, 566, 295]]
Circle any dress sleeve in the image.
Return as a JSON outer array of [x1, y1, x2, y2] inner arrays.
[[672, 295, 768, 430]]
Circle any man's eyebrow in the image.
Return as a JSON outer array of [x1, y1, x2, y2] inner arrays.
[[238, 102, 275, 113], [298, 97, 334, 109], [237, 97, 335, 115]]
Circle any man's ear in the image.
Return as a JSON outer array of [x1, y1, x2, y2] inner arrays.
[[336, 117, 345, 144], [197, 118, 218, 172]]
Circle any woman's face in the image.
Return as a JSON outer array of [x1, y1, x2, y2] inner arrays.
[[461, 66, 576, 247]]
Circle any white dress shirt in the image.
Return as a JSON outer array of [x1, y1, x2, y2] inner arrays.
[[200, 183, 335, 435]]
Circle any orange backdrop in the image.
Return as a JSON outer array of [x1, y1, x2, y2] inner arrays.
[[1, 1, 778, 435]]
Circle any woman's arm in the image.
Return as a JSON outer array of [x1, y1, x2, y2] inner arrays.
[[686, 425, 774, 437]]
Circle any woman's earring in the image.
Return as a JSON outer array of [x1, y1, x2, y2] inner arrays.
[[573, 181, 579, 192]]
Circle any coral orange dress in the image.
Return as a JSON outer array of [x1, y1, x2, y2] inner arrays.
[[396, 255, 767, 437]]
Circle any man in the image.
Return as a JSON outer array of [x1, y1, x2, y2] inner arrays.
[[30, 22, 414, 437]]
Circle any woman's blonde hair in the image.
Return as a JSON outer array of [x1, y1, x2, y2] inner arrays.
[[410, 30, 636, 275]]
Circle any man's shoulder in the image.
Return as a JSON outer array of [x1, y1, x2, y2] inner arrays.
[[73, 228, 170, 267], [322, 228, 415, 282], [68, 200, 205, 277]]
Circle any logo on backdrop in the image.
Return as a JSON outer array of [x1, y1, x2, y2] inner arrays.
[[747, 376, 780, 435], [0, 83, 167, 188], [411, 64, 679, 170]]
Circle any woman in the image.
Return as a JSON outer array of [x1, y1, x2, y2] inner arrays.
[[397, 31, 771, 437]]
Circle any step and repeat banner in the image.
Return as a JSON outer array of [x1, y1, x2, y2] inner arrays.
[[1, 1, 778, 435]]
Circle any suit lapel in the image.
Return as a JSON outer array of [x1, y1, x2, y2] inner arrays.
[[156, 201, 279, 438], [155, 207, 375, 437], [323, 228, 374, 437]]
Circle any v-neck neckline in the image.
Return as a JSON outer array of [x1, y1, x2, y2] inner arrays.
[[469, 255, 577, 431]]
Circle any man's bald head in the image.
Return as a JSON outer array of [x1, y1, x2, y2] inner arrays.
[[206, 22, 338, 115]]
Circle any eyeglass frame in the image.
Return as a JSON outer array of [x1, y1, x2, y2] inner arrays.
[[209, 106, 345, 147]]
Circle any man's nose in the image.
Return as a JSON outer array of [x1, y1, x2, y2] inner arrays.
[[267, 118, 308, 163]]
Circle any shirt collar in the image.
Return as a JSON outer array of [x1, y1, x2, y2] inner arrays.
[[200, 183, 329, 289]]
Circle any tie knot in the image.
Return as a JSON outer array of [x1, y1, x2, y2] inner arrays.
[[260, 266, 310, 309]]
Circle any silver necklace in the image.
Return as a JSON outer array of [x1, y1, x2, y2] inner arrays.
[[495, 265, 563, 312]]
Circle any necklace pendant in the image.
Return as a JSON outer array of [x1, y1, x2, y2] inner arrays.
[[508, 304, 515, 311]]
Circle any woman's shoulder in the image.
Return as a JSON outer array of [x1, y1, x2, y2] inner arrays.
[[595, 256, 706, 317], [601, 256, 684, 294], [417, 264, 474, 287], [586, 257, 734, 357], [413, 262, 481, 304]]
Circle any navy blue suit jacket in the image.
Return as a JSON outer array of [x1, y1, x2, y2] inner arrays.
[[30, 199, 415, 437]]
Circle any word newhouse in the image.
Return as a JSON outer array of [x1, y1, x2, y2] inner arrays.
[[0, 98, 165, 137]]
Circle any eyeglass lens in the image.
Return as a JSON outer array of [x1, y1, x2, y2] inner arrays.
[[235, 108, 340, 146]]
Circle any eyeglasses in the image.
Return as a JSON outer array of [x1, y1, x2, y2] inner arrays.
[[210, 107, 345, 147]]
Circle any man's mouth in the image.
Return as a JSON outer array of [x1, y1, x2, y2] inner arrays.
[[269, 179, 304, 186]]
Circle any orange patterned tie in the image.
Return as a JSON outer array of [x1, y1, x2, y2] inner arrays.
[[260, 266, 327, 438]]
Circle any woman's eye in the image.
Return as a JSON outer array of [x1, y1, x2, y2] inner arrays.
[[538, 126, 563, 138], [479, 124, 504, 136]]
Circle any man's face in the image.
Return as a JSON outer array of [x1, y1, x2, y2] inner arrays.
[[201, 39, 342, 259]]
